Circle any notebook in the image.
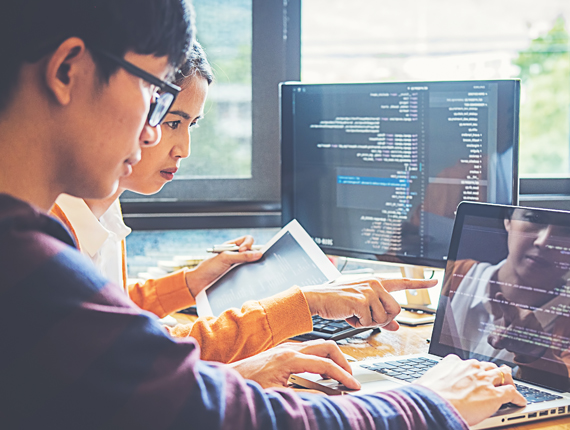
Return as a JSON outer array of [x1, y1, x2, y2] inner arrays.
[[291, 202, 570, 429]]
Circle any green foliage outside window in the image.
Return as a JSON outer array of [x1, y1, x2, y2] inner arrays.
[[514, 16, 570, 175], [177, 0, 252, 179]]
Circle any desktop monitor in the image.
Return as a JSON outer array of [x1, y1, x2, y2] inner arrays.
[[280, 80, 520, 269]]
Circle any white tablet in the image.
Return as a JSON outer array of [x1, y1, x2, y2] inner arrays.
[[196, 220, 340, 317]]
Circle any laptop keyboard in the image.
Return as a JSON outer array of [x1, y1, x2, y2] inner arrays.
[[360, 357, 439, 382], [360, 357, 563, 405], [291, 315, 376, 341], [512, 384, 563, 405]]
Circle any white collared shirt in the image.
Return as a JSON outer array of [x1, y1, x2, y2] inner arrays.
[[55, 194, 131, 291], [449, 260, 513, 361]]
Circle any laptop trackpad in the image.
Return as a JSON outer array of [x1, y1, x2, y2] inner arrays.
[[290, 368, 403, 396]]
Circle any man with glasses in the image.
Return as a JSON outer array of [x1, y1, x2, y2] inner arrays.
[[0, 0, 526, 429]]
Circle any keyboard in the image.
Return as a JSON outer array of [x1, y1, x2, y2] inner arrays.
[[360, 357, 439, 382], [178, 306, 198, 315], [178, 308, 373, 341], [360, 357, 563, 406], [291, 315, 377, 341]]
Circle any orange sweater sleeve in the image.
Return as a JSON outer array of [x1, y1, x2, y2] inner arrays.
[[51, 202, 313, 363], [165, 286, 313, 363], [127, 270, 195, 318]]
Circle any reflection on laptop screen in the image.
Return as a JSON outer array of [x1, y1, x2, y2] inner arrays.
[[435, 204, 570, 391]]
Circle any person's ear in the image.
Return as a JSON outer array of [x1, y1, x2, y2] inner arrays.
[[504, 217, 511, 233], [44, 37, 88, 106]]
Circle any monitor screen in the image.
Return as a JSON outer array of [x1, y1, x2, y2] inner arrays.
[[280, 80, 520, 269]]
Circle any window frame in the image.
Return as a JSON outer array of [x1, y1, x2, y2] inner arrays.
[[519, 177, 570, 211]]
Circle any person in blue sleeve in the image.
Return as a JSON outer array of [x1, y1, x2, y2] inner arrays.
[[0, 1, 526, 429]]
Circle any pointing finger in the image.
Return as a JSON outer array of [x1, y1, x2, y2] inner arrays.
[[377, 278, 438, 292]]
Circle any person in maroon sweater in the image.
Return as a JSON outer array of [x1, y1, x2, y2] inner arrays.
[[0, 0, 526, 429]]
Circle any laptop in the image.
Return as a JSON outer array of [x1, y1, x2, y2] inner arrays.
[[290, 202, 570, 429]]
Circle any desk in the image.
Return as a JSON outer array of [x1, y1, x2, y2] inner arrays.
[[173, 313, 570, 430]]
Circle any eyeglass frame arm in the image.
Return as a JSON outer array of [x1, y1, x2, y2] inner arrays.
[[88, 47, 181, 97]]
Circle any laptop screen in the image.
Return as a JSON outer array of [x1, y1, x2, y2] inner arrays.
[[430, 202, 570, 391]]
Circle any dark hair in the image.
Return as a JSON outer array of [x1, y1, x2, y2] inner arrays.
[[504, 207, 515, 221], [173, 41, 214, 88], [0, 0, 195, 111]]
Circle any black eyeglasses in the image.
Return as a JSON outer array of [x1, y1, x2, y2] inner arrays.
[[89, 47, 181, 127]]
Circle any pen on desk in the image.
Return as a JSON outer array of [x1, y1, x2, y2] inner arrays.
[[207, 244, 264, 253]]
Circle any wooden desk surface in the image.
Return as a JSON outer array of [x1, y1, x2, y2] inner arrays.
[[173, 313, 570, 429]]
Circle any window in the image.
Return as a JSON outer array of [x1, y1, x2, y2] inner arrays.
[[124, 0, 570, 232], [301, 0, 570, 177]]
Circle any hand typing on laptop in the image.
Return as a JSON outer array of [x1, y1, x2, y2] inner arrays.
[[302, 277, 438, 330], [415, 355, 526, 426]]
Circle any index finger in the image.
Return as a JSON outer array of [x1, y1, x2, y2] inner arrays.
[[377, 277, 438, 293], [333, 276, 436, 291], [296, 340, 353, 375], [293, 355, 361, 390], [226, 235, 255, 251]]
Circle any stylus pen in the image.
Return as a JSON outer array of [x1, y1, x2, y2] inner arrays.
[[207, 244, 264, 253]]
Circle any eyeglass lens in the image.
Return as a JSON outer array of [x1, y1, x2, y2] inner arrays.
[[148, 92, 175, 127]]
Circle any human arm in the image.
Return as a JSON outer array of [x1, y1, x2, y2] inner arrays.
[[228, 339, 361, 389], [5, 259, 462, 429], [0, 213, 459, 430], [164, 277, 435, 362], [0, 200, 523, 430], [302, 277, 438, 331], [166, 286, 313, 363], [184, 235, 263, 298], [415, 355, 526, 426], [130, 233, 434, 333], [127, 235, 263, 318]]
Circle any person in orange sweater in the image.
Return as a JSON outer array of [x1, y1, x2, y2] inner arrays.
[[51, 41, 436, 388]]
